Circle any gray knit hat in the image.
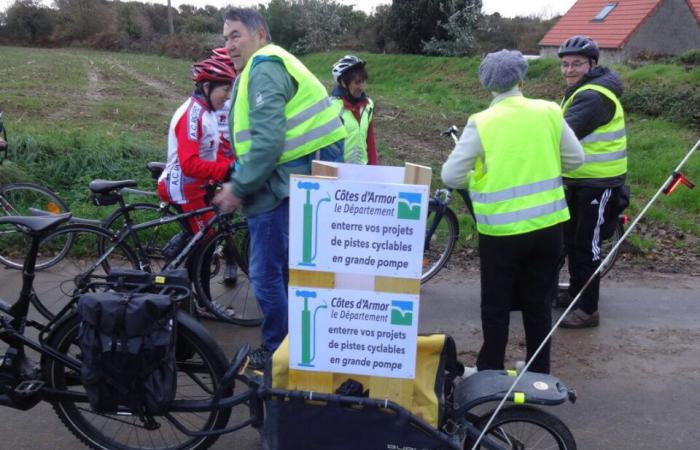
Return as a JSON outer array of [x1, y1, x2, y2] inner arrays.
[[478, 49, 528, 92]]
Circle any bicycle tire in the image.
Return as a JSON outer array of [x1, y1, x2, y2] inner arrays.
[[421, 203, 459, 284], [464, 405, 577, 450], [558, 221, 624, 291], [0, 182, 72, 269], [43, 312, 232, 450], [192, 228, 262, 326], [30, 224, 139, 320], [102, 202, 187, 272]]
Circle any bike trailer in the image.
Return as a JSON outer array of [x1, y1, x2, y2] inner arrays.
[[260, 334, 464, 450]]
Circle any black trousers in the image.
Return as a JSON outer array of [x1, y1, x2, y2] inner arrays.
[[563, 186, 615, 314], [476, 224, 562, 374]]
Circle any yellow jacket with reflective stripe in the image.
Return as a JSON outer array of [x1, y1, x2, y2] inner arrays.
[[331, 97, 373, 164], [561, 84, 627, 179], [232, 44, 346, 165], [470, 96, 569, 236]]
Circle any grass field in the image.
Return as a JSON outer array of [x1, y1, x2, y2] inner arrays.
[[0, 46, 698, 241]]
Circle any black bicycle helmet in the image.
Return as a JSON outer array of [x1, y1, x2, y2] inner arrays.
[[557, 35, 600, 62]]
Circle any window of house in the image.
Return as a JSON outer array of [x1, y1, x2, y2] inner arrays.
[[593, 3, 618, 21]]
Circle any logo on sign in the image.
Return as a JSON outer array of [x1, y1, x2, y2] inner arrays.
[[397, 192, 421, 220], [390, 300, 413, 326]]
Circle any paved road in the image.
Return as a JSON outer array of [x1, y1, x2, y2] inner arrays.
[[0, 266, 698, 449]]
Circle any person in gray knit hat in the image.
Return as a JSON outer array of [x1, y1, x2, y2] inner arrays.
[[478, 49, 528, 93], [441, 50, 584, 375]]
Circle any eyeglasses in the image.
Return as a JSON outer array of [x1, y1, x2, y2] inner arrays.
[[560, 61, 589, 69]]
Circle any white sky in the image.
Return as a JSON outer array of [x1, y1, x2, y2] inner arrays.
[[0, 0, 577, 18]]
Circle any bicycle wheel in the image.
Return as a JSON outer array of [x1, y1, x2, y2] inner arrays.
[[0, 182, 71, 269], [44, 312, 232, 450], [103, 202, 187, 272], [558, 221, 624, 291], [421, 203, 459, 284], [192, 228, 262, 326], [30, 224, 139, 320], [464, 405, 576, 450]]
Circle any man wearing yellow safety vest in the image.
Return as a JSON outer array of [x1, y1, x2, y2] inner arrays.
[[557, 36, 628, 329], [441, 50, 584, 374], [213, 8, 346, 370]]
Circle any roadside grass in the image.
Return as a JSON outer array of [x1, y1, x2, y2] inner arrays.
[[0, 46, 697, 246]]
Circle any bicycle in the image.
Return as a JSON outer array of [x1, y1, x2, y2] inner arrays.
[[28, 179, 261, 326], [0, 213, 234, 450], [422, 125, 626, 289], [0, 111, 72, 270], [2, 213, 578, 450]]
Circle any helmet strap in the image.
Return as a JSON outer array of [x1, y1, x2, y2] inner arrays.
[[202, 82, 216, 110]]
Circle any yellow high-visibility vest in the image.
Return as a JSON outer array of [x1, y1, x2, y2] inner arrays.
[[331, 97, 373, 164], [562, 84, 627, 179], [232, 44, 346, 165], [470, 96, 569, 236]]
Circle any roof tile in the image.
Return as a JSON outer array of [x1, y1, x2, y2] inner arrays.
[[540, 0, 667, 48]]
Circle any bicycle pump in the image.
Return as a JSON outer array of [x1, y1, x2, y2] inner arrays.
[[470, 137, 699, 450], [296, 290, 327, 367], [297, 181, 330, 266]]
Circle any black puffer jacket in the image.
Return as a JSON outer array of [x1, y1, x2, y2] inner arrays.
[[562, 66, 626, 188]]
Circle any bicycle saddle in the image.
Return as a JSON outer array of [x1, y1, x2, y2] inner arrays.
[[89, 179, 137, 194], [0, 213, 71, 233], [146, 162, 166, 180]]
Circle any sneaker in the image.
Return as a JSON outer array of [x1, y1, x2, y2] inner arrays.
[[223, 263, 238, 286], [248, 347, 272, 371], [196, 301, 236, 322], [460, 365, 478, 380], [560, 309, 599, 329], [553, 291, 574, 309]]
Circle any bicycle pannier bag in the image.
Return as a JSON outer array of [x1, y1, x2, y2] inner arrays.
[[77, 292, 177, 414]]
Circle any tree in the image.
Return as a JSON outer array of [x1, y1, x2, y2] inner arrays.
[[53, 0, 115, 42], [291, 0, 347, 53], [422, 0, 483, 56], [385, 0, 450, 53], [1, 0, 55, 44]]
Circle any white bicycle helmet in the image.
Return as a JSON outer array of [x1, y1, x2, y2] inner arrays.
[[331, 55, 366, 84]]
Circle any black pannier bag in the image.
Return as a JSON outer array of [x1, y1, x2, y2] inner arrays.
[[77, 292, 177, 415]]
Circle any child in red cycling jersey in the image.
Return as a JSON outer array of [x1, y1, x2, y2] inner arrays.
[[158, 57, 236, 234], [158, 56, 238, 319]]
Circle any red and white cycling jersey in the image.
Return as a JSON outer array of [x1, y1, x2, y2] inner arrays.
[[158, 95, 233, 205]]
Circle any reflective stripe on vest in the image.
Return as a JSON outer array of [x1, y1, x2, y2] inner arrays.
[[470, 96, 569, 236], [332, 97, 373, 164], [561, 84, 627, 179], [232, 44, 346, 165]]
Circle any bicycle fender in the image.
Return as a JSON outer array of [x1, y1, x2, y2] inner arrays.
[[453, 370, 572, 414]]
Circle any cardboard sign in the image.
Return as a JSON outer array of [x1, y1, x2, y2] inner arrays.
[[287, 287, 419, 378], [289, 177, 428, 279]]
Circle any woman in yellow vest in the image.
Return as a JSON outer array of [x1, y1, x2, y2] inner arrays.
[[441, 50, 584, 374], [330, 55, 377, 165]]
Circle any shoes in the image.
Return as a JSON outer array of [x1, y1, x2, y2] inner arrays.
[[196, 300, 236, 322], [515, 361, 526, 373], [223, 263, 238, 286], [248, 347, 272, 371], [460, 365, 478, 380], [553, 291, 574, 309], [560, 309, 599, 329]]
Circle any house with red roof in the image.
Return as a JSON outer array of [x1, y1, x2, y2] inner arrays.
[[539, 0, 700, 62]]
